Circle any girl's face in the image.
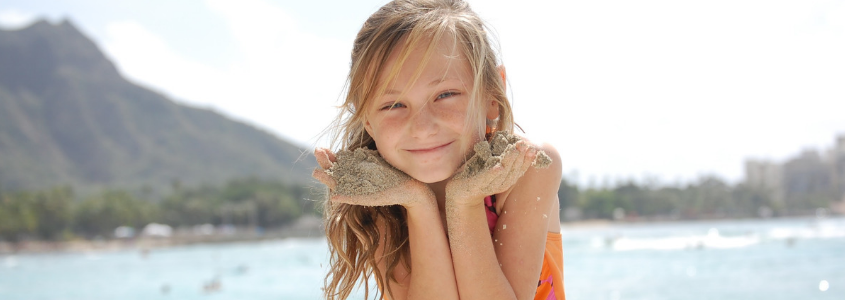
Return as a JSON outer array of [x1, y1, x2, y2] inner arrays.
[[363, 35, 488, 184]]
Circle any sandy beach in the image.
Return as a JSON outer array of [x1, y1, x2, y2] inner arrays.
[[0, 216, 324, 255]]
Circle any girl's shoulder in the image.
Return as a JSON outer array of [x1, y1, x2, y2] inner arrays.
[[494, 134, 562, 213]]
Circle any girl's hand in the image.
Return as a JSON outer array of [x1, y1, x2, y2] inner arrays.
[[312, 147, 435, 208], [445, 132, 548, 206]]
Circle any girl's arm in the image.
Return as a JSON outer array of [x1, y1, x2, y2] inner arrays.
[[374, 200, 459, 300], [445, 142, 562, 300]]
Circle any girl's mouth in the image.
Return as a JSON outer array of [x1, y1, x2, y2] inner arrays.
[[407, 141, 453, 154]]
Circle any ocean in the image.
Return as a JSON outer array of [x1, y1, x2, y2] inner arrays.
[[1, 217, 843, 300]]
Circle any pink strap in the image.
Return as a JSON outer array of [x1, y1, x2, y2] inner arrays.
[[484, 195, 498, 234]]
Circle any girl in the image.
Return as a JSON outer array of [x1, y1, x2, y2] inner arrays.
[[313, 0, 564, 299]]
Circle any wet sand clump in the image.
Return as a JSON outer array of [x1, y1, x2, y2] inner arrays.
[[534, 150, 553, 168], [327, 132, 551, 197], [327, 148, 411, 196], [455, 131, 552, 180]]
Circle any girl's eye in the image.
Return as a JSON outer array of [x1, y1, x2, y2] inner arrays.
[[436, 91, 459, 100], [380, 102, 405, 110]]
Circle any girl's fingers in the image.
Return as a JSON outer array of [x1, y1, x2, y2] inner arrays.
[[331, 195, 358, 205], [500, 141, 526, 174], [330, 189, 375, 206], [312, 168, 337, 190], [496, 142, 534, 191], [325, 148, 337, 163], [314, 148, 335, 170], [464, 141, 528, 195], [509, 147, 533, 184], [330, 183, 415, 207], [515, 144, 535, 173], [333, 193, 397, 207], [481, 164, 505, 193], [525, 147, 538, 171], [516, 145, 536, 177], [499, 142, 522, 169]]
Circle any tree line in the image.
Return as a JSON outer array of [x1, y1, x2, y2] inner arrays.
[[2, 174, 838, 243], [0, 178, 321, 243], [557, 175, 835, 221]]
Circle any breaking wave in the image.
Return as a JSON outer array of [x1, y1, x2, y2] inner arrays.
[[581, 217, 845, 251]]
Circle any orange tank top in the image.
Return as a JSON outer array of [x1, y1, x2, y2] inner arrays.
[[535, 232, 565, 300]]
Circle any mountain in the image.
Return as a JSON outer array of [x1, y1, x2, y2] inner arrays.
[[0, 19, 317, 193]]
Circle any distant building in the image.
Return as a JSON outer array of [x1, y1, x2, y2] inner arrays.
[[835, 135, 845, 200], [744, 159, 783, 204], [782, 149, 835, 208], [744, 134, 845, 213]]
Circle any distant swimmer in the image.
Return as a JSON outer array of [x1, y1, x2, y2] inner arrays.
[[235, 264, 248, 275], [202, 276, 221, 293], [785, 237, 796, 247]]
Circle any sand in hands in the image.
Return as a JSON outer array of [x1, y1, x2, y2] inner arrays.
[[447, 131, 553, 247], [327, 148, 411, 197], [454, 131, 552, 181], [327, 131, 551, 198]]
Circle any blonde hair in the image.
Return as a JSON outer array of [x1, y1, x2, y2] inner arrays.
[[322, 1, 514, 299]]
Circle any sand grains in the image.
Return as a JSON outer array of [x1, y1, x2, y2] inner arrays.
[[327, 148, 411, 196]]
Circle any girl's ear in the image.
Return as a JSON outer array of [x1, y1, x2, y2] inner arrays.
[[487, 65, 506, 120], [364, 118, 373, 136], [487, 98, 500, 120]]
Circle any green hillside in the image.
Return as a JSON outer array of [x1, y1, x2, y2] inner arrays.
[[0, 20, 316, 193]]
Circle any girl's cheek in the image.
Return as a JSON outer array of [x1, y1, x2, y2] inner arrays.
[[378, 115, 404, 131], [371, 115, 408, 144], [433, 101, 459, 119], [436, 104, 471, 130]]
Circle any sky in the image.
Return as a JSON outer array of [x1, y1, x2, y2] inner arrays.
[[1, 0, 844, 187]]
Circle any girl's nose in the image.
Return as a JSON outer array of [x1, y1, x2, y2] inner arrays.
[[410, 103, 438, 138]]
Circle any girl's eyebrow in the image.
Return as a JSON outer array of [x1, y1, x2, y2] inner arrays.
[[383, 77, 459, 95]]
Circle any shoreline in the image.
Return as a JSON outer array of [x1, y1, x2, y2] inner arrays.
[[0, 217, 325, 255], [0, 228, 325, 255], [3, 215, 840, 255], [561, 214, 842, 229]]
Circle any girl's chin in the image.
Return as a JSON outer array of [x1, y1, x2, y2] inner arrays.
[[408, 168, 455, 184]]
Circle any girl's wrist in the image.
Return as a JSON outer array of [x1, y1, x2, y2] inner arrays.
[[403, 196, 442, 225], [444, 194, 485, 211], [401, 184, 437, 211], [403, 199, 438, 216], [445, 185, 485, 209]]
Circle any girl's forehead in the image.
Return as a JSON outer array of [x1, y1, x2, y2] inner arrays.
[[377, 34, 472, 89]]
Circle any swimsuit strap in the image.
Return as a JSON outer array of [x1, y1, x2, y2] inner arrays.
[[484, 195, 498, 234]]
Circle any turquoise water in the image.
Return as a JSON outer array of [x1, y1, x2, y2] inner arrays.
[[1, 217, 843, 300]]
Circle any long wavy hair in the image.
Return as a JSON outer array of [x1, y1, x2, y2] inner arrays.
[[322, 1, 514, 299]]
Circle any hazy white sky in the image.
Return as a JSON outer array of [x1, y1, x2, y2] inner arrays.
[[2, 0, 844, 187]]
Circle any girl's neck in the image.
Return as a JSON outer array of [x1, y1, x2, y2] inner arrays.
[[427, 180, 449, 210]]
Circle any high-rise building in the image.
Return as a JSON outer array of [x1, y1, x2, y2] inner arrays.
[[835, 135, 845, 201], [744, 134, 845, 213], [744, 159, 783, 204]]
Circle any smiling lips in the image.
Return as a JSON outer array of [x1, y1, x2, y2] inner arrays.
[[407, 141, 454, 154]]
